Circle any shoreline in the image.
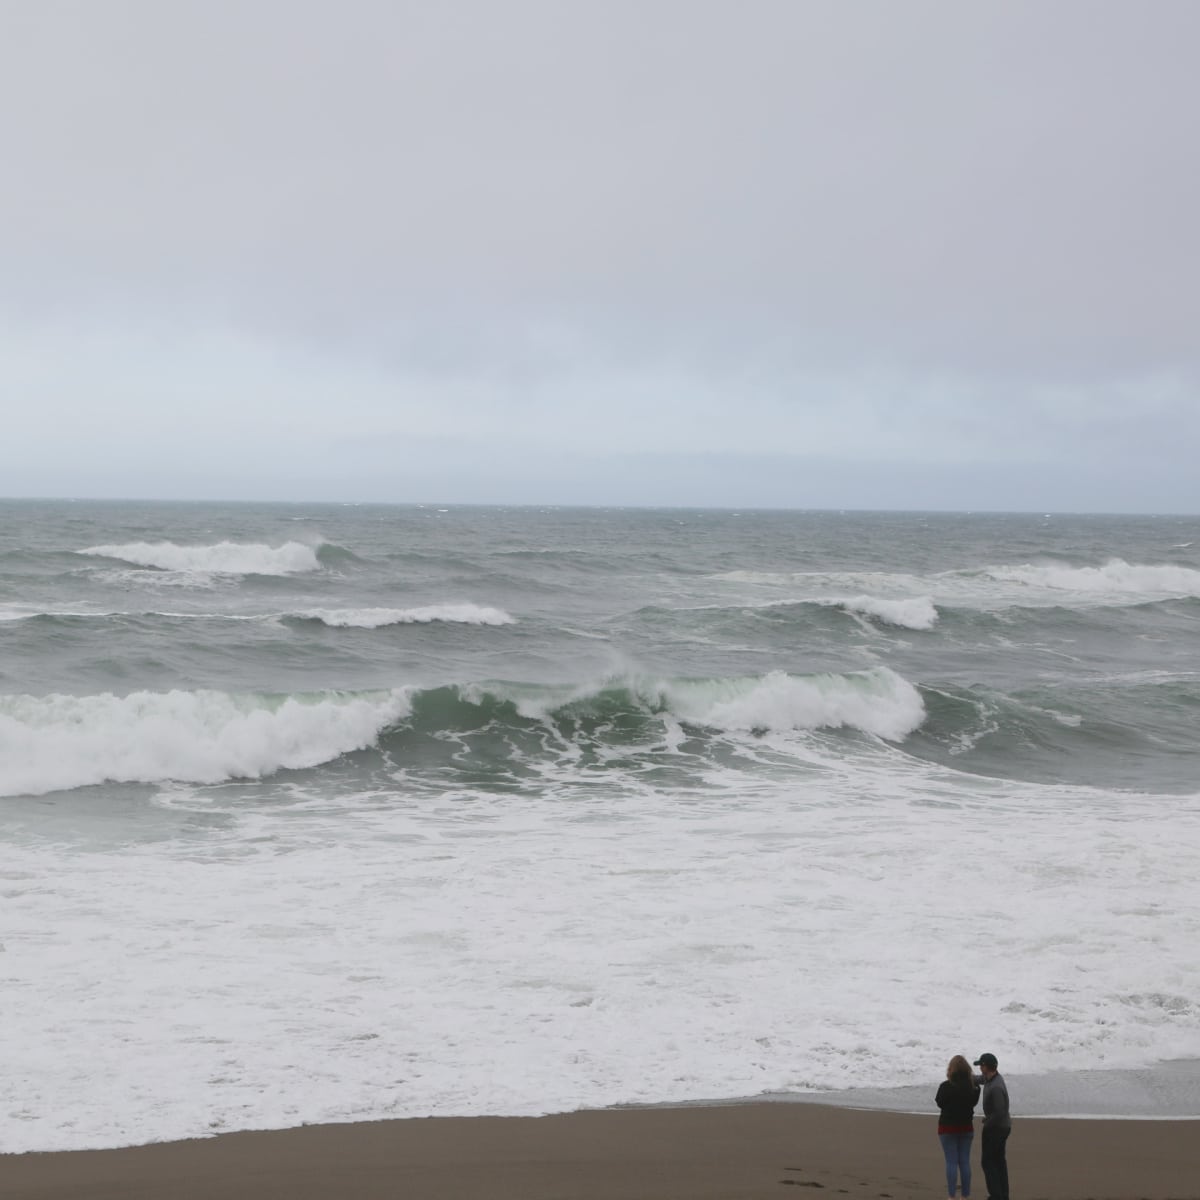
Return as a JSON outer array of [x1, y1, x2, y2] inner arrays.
[[5, 1102, 1199, 1200], [755, 1056, 1200, 1120], [7, 1058, 1200, 1158]]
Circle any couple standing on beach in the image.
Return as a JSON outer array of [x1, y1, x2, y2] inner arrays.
[[935, 1052, 1011, 1200]]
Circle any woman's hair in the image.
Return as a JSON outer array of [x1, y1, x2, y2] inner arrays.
[[946, 1055, 973, 1082]]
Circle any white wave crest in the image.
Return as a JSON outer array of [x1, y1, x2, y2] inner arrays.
[[304, 604, 515, 628], [0, 689, 411, 798], [662, 667, 926, 741], [78, 541, 323, 575], [986, 558, 1200, 598], [834, 595, 939, 630], [0, 605, 54, 623], [713, 560, 1200, 612]]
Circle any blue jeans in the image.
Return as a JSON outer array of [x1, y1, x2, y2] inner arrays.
[[938, 1131, 974, 1197]]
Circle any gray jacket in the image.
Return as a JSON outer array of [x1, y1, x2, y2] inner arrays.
[[977, 1071, 1011, 1130]]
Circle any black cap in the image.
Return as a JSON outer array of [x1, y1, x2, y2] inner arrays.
[[973, 1053, 998, 1069]]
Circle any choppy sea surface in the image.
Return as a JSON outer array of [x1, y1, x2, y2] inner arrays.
[[2, 500, 1199, 1150]]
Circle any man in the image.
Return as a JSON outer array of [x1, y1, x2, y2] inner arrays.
[[974, 1052, 1011, 1200]]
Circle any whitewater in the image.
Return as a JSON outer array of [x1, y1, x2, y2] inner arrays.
[[2, 501, 1200, 1151]]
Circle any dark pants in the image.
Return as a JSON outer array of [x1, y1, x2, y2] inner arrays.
[[981, 1126, 1010, 1200]]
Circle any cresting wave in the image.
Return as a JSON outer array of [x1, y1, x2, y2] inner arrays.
[[984, 558, 1200, 598], [721, 596, 938, 630], [649, 596, 938, 631], [0, 689, 411, 797], [296, 604, 515, 628], [77, 540, 325, 575], [714, 559, 1200, 610], [0, 668, 924, 797], [568, 667, 925, 741], [0, 605, 515, 628], [433, 667, 925, 742], [831, 595, 938, 630]]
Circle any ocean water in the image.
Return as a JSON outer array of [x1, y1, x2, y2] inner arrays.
[[2, 500, 1199, 1150]]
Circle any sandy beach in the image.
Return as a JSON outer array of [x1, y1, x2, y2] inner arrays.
[[5, 1103, 1197, 1200]]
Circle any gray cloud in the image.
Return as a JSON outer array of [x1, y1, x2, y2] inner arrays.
[[1, 1, 1197, 508]]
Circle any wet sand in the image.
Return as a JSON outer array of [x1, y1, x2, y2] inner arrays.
[[5, 1103, 1198, 1200]]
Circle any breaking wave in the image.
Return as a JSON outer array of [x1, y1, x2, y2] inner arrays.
[[0, 668, 924, 797], [77, 540, 325, 575], [984, 559, 1200, 599], [0, 689, 410, 797], [832, 595, 938, 630], [589, 667, 925, 740], [713, 559, 1200, 612], [296, 604, 515, 628]]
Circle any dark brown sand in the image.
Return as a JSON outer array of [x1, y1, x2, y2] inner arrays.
[[4, 1104, 1197, 1200]]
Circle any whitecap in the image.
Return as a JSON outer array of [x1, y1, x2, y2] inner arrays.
[[0, 688, 411, 797], [78, 540, 323, 576], [302, 604, 515, 628], [833, 594, 939, 630]]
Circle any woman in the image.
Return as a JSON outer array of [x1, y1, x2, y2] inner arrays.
[[935, 1054, 981, 1199]]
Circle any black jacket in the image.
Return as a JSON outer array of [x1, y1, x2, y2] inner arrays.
[[935, 1078, 981, 1126]]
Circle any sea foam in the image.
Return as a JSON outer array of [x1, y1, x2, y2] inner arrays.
[[0, 688, 410, 797], [78, 540, 323, 575], [7, 762, 1199, 1152]]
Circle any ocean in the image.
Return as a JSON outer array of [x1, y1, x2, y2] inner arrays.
[[3, 499, 1199, 1150]]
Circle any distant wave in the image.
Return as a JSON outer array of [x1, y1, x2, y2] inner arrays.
[[832, 595, 938, 630], [712, 568, 930, 590], [0, 608, 270, 626], [0, 688, 410, 798], [0, 668, 924, 797], [711, 560, 1200, 610], [77, 540, 325, 575], [984, 559, 1200, 598], [1, 604, 514, 629], [646, 595, 938, 632], [296, 604, 515, 628], [0, 606, 64, 623]]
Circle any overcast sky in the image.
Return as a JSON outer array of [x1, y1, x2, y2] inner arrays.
[[1, 0, 1197, 510]]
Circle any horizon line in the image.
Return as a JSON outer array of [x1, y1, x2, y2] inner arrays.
[[1, 495, 1197, 518]]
